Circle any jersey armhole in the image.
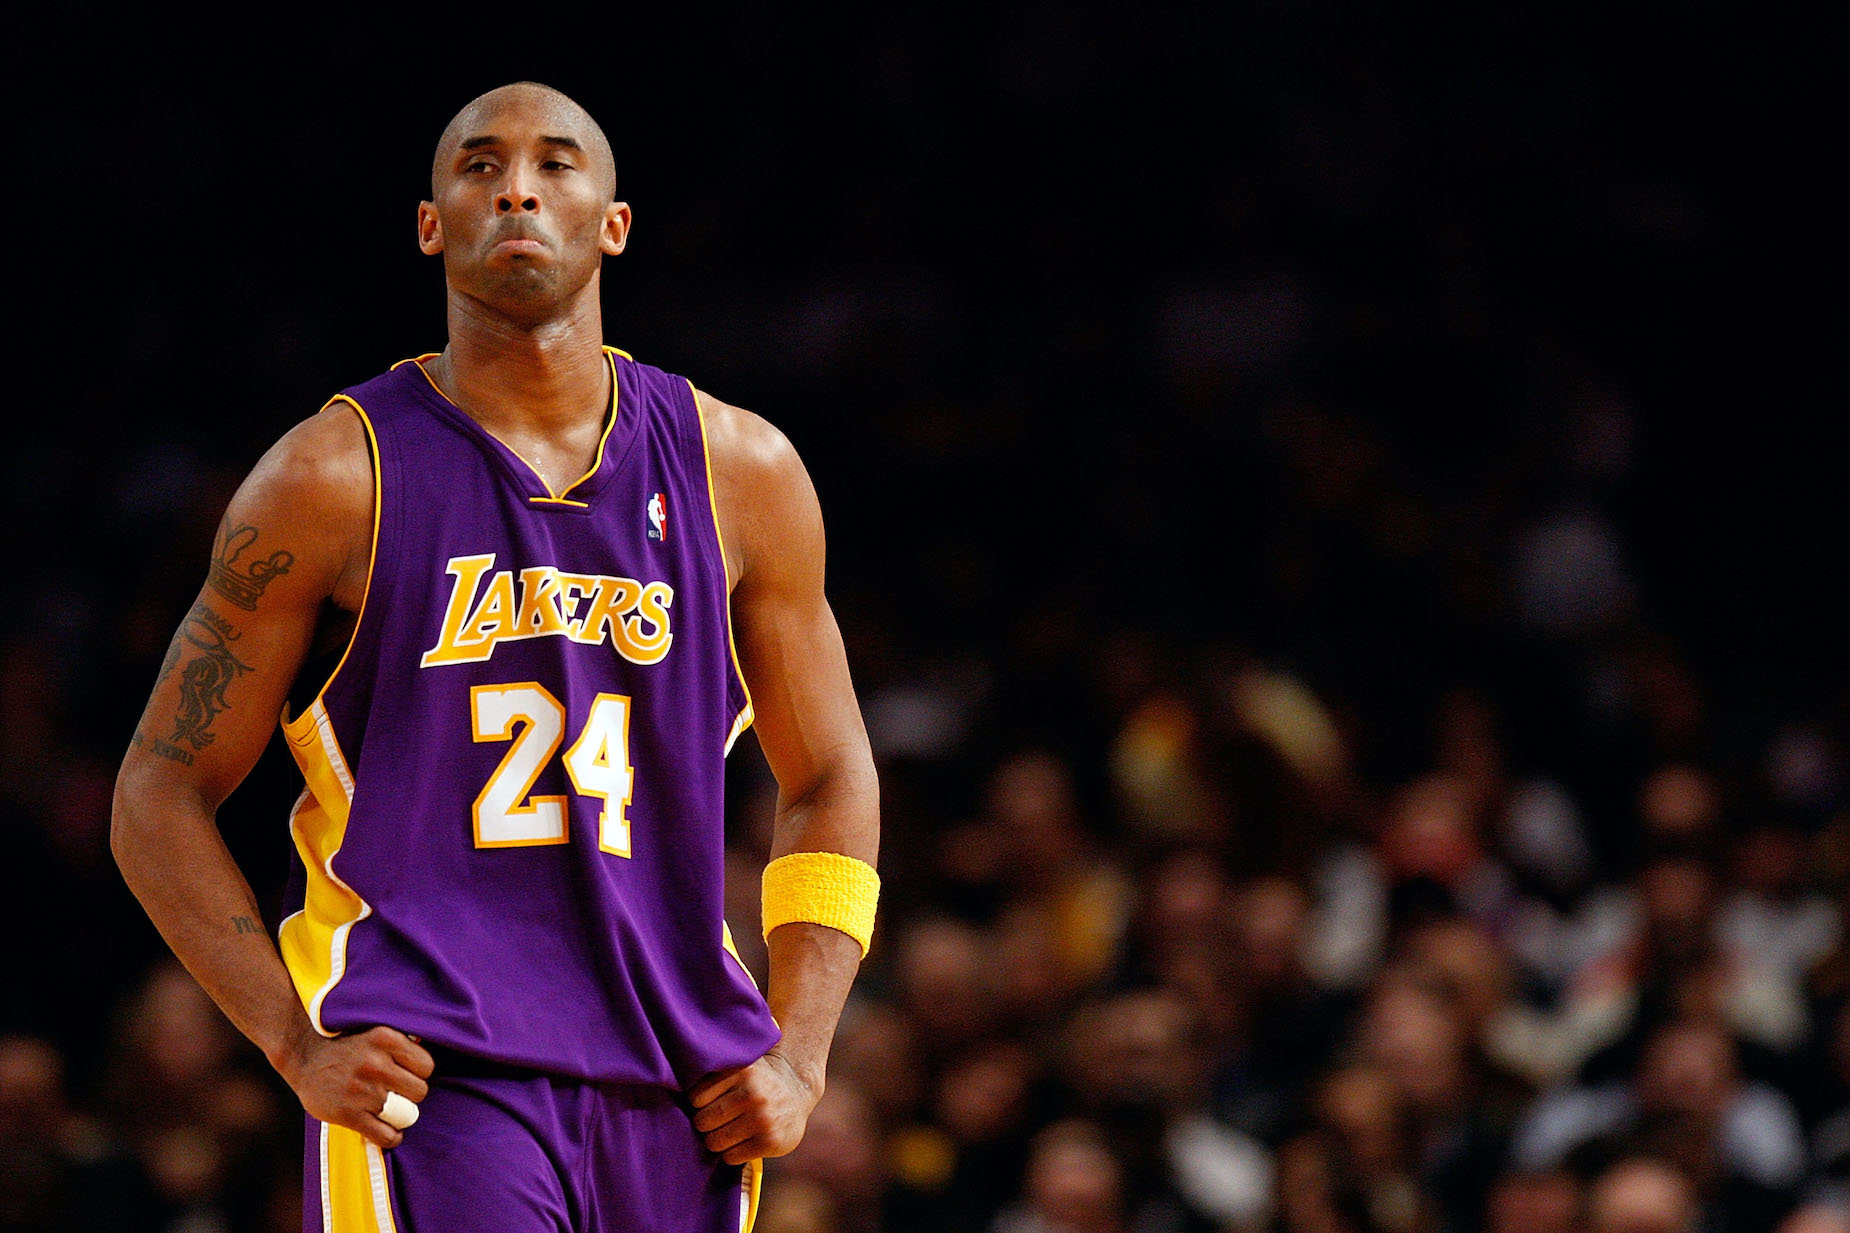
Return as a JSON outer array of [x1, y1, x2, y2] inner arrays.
[[281, 393, 384, 730], [687, 379, 755, 754]]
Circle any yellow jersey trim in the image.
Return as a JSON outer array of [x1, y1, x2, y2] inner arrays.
[[276, 391, 380, 1038], [279, 708, 368, 1035], [690, 380, 756, 754], [406, 349, 621, 503], [721, 920, 761, 992], [285, 394, 382, 723]]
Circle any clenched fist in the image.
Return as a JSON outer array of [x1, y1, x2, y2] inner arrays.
[[689, 1049, 820, 1165], [278, 1024, 434, 1149]]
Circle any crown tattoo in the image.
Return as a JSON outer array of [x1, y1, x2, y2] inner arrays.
[[209, 525, 295, 611]]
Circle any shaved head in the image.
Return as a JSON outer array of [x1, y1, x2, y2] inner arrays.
[[432, 82, 617, 201]]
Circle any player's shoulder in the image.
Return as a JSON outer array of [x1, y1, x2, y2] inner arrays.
[[692, 389, 820, 587], [204, 399, 374, 610], [235, 400, 373, 526], [693, 388, 801, 482]]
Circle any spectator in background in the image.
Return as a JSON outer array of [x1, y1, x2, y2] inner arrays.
[[0, 1035, 110, 1233], [1585, 1158, 1700, 1233], [1063, 988, 1274, 1230], [1401, 919, 1522, 1077], [1314, 1066, 1428, 1233], [991, 1119, 1136, 1233], [1483, 1170, 1581, 1233], [1514, 1018, 1804, 1233], [1306, 773, 1522, 999], [1796, 1000, 1850, 1205], [94, 962, 287, 1233], [1129, 848, 1242, 1039], [873, 1037, 1047, 1230], [1780, 1206, 1850, 1233], [753, 1178, 841, 1233], [775, 1082, 889, 1233], [1274, 1128, 1395, 1233], [892, 916, 998, 1062], [983, 751, 1137, 1001], [1717, 824, 1840, 1044], [826, 1002, 928, 1135], [1222, 873, 1356, 1145], [1355, 970, 1515, 1233]]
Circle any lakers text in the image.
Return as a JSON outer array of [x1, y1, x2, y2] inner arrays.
[[422, 555, 674, 667]]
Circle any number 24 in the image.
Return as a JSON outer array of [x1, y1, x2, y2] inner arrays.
[[468, 683, 635, 855]]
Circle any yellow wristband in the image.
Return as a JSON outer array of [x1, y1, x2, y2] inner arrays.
[[761, 851, 880, 957]]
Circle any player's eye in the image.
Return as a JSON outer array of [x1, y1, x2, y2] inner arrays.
[[465, 160, 497, 174]]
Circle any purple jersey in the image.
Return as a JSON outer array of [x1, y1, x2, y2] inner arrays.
[[276, 347, 781, 1088]]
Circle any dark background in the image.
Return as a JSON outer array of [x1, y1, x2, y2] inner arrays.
[[12, 7, 1846, 667], [4, 6, 1846, 1232]]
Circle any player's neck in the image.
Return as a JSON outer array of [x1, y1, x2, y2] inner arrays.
[[435, 287, 610, 435]]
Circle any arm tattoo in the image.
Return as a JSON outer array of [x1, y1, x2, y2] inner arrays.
[[209, 524, 295, 610], [132, 728, 197, 766], [170, 603, 252, 752], [157, 627, 185, 682], [232, 915, 263, 935]]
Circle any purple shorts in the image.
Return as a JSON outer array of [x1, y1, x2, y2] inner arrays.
[[303, 1062, 759, 1233]]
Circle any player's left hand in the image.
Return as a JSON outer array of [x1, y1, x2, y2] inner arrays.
[[688, 1048, 820, 1165]]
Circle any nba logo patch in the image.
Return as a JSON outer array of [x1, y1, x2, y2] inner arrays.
[[647, 492, 668, 542]]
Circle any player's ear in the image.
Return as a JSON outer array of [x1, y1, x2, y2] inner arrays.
[[601, 202, 631, 257], [417, 201, 444, 255]]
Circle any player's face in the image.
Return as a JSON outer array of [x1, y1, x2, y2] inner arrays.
[[418, 92, 628, 316]]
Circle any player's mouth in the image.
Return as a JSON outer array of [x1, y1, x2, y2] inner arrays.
[[488, 222, 549, 257]]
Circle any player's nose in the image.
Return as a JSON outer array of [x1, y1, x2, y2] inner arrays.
[[495, 168, 541, 214], [495, 188, 541, 213]]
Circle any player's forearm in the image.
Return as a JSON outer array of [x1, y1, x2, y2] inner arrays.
[[111, 763, 320, 1078], [761, 755, 879, 1090], [763, 921, 862, 1094]]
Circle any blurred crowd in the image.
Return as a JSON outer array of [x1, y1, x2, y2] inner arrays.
[[737, 660, 1850, 1233], [6, 4, 1839, 1232]]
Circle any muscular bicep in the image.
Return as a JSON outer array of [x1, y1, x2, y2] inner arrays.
[[706, 394, 876, 862], [121, 405, 372, 810], [733, 562, 868, 852]]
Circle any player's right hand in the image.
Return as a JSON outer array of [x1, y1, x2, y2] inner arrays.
[[278, 1025, 434, 1149]]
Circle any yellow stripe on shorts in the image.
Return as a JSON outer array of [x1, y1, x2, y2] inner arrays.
[[742, 1156, 762, 1233], [320, 1121, 398, 1233]]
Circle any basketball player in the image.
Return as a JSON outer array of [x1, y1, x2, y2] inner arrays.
[[111, 82, 880, 1232]]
